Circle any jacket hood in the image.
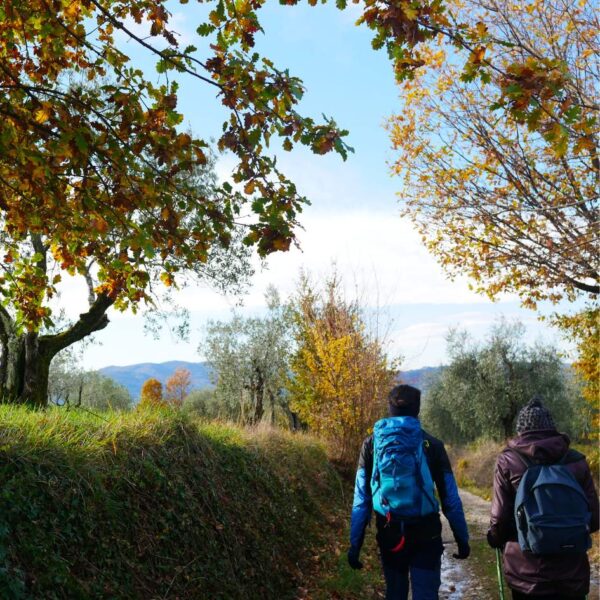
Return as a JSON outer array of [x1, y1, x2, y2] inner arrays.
[[508, 429, 570, 463]]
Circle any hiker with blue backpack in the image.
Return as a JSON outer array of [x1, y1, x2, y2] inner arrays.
[[347, 384, 470, 600], [487, 397, 599, 600]]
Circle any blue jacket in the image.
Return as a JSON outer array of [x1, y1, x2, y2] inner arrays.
[[349, 421, 469, 554]]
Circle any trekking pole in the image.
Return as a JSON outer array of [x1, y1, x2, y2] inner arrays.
[[495, 548, 505, 600]]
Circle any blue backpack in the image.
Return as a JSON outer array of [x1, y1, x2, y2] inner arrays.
[[514, 451, 592, 555], [371, 416, 439, 519]]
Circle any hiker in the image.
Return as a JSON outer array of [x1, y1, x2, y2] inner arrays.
[[487, 397, 600, 600], [347, 384, 470, 600]]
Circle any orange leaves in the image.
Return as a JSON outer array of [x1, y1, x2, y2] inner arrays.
[[470, 46, 486, 66], [164, 367, 192, 407]]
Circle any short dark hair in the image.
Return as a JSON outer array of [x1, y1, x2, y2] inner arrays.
[[388, 384, 421, 417]]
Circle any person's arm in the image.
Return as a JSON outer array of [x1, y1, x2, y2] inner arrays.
[[348, 437, 373, 567], [487, 453, 514, 548], [429, 441, 469, 555]]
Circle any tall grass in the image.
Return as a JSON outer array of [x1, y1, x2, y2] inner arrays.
[[0, 407, 341, 599]]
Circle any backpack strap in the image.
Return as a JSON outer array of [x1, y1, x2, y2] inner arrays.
[[558, 449, 585, 465], [512, 449, 533, 469]]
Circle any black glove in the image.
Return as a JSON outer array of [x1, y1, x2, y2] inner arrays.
[[487, 530, 502, 549], [453, 541, 470, 560], [347, 547, 363, 570]]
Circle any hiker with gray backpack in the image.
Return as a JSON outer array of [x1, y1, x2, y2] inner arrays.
[[487, 397, 600, 600], [347, 384, 470, 599]]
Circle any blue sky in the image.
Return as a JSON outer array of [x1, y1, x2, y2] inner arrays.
[[74, 2, 578, 370]]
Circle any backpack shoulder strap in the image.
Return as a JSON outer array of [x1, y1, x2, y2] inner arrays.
[[511, 449, 533, 469], [558, 449, 585, 465]]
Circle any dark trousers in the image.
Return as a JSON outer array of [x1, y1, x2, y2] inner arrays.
[[380, 536, 443, 600], [511, 592, 586, 600]]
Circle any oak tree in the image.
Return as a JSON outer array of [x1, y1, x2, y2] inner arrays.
[[388, 0, 598, 308], [0, 0, 350, 405]]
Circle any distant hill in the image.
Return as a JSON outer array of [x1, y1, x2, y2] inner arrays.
[[399, 366, 444, 392], [99, 361, 443, 400], [100, 361, 212, 400]]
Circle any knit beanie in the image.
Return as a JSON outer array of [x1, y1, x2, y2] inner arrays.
[[388, 384, 421, 417], [515, 397, 556, 434]]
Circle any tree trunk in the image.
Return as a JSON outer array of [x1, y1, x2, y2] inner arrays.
[[22, 333, 53, 408], [0, 332, 52, 406], [253, 367, 264, 424], [0, 294, 113, 407]]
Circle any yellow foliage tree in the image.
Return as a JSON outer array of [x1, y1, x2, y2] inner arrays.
[[287, 273, 398, 462], [139, 378, 165, 409], [553, 307, 599, 433], [389, 0, 598, 308]]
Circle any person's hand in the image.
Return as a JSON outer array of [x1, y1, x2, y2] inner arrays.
[[453, 541, 470, 560], [347, 547, 363, 570], [487, 530, 502, 549]]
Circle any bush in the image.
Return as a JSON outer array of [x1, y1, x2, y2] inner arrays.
[[0, 407, 339, 599]]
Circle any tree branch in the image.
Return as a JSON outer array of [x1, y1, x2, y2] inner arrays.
[[41, 293, 114, 354]]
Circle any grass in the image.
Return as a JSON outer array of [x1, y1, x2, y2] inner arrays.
[[0, 406, 341, 599]]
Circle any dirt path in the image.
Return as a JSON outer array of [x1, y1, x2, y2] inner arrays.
[[300, 488, 599, 599], [438, 489, 496, 600]]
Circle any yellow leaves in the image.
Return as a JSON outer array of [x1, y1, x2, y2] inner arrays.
[[63, 0, 82, 20], [160, 272, 174, 286], [474, 21, 488, 38], [34, 103, 52, 124]]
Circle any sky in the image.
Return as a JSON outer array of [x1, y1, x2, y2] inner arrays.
[[73, 1, 578, 371]]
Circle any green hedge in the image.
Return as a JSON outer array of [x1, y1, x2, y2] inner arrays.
[[0, 407, 340, 599]]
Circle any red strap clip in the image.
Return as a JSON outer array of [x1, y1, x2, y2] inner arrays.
[[391, 536, 406, 553]]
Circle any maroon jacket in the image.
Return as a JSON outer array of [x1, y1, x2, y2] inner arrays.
[[488, 430, 599, 597]]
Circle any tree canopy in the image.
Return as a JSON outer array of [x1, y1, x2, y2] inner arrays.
[[422, 320, 583, 442], [0, 0, 351, 405], [388, 0, 598, 308]]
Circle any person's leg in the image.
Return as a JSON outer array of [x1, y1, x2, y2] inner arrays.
[[408, 538, 443, 600], [381, 553, 410, 600]]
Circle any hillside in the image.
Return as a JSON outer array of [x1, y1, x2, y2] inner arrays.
[[100, 361, 444, 400], [398, 366, 443, 391], [100, 361, 212, 399], [0, 407, 339, 599]]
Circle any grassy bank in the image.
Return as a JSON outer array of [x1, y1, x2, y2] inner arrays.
[[0, 407, 340, 599]]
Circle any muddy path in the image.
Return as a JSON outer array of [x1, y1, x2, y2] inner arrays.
[[438, 489, 496, 600], [301, 487, 599, 599]]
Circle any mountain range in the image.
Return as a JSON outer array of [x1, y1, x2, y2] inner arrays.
[[99, 361, 443, 400]]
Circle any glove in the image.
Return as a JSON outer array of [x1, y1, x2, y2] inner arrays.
[[347, 547, 363, 570], [487, 530, 502, 549], [453, 541, 470, 560]]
